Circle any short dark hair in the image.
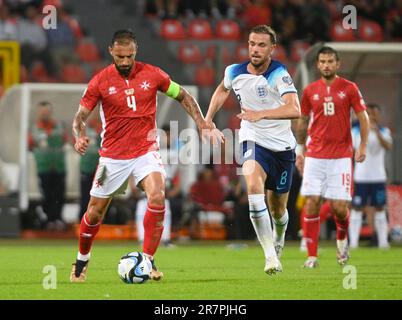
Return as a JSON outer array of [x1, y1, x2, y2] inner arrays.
[[111, 29, 137, 46], [249, 25, 277, 45], [37, 101, 52, 108], [316, 46, 339, 61], [367, 103, 380, 111]]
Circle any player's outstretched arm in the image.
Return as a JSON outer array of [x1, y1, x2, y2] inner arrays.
[[237, 92, 301, 121], [355, 110, 369, 163], [205, 81, 231, 124], [175, 86, 224, 144], [72, 105, 91, 155]]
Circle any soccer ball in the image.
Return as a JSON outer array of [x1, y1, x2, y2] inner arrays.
[[390, 225, 402, 242], [118, 252, 152, 284]]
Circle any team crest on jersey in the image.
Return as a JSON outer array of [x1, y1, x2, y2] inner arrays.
[[108, 86, 117, 95], [256, 85, 268, 98], [140, 81, 151, 91], [338, 91, 346, 99], [282, 76, 293, 85], [313, 94, 319, 100], [125, 88, 135, 95]]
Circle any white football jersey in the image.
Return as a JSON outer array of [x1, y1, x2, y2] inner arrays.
[[352, 125, 392, 182], [224, 60, 297, 151]]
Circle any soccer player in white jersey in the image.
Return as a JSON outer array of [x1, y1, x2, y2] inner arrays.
[[350, 103, 393, 249], [205, 25, 301, 275]]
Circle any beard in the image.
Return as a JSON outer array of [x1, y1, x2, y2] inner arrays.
[[321, 70, 336, 80], [115, 64, 132, 77]]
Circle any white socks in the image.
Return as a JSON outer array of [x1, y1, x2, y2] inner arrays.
[[248, 194, 276, 258], [375, 211, 389, 248], [273, 209, 289, 245], [349, 209, 362, 248], [77, 252, 90, 262]]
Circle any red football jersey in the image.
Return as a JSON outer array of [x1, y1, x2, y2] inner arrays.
[[80, 62, 171, 159], [301, 76, 366, 159]]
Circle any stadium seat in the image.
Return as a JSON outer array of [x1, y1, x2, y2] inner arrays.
[[194, 64, 215, 87], [272, 44, 287, 62], [358, 20, 384, 42], [330, 20, 356, 41], [60, 64, 87, 83], [75, 40, 101, 63], [30, 62, 50, 82], [177, 43, 202, 64], [235, 43, 249, 62], [160, 19, 186, 40], [188, 19, 213, 40], [228, 114, 241, 131], [290, 41, 310, 62], [42, 0, 63, 8], [215, 19, 241, 40], [222, 93, 238, 111]]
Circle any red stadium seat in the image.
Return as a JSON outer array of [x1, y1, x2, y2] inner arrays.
[[290, 41, 310, 62], [194, 65, 215, 87], [177, 44, 202, 64], [222, 93, 238, 111], [30, 62, 49, 82], [188, 19, 213, 40], [358, 20, 384, 42], [330, 20, 356, 41], [272, 44, 287, 62], [215, 20, 241, 40], [42, 0, 62, 8], [228, 114, 241, 131], [61, 64, 87, 83], [160, 19, 186, 40], [76, 40, 101, 63], [235, 43, 249, 62]]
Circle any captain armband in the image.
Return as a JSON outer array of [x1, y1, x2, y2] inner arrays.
[[165, 80, 181, 99]]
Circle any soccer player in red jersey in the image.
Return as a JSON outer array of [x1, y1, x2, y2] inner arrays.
[[296, 46, 370, 268], [70, 30, 223, 282]]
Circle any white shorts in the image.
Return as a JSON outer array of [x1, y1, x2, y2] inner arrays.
[[90, 151, 166, 199], [300, 157, 352, 201]]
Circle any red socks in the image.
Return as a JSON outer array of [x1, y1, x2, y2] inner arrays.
[[304, 215, 320, 257], [143, 204, 165, 257], [78, 213, 101, 256], [335, 209, 350, 241]]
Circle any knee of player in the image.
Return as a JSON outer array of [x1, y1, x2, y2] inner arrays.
[[86, 205, 104, 224], [305, 196, 321, 213], [330, 200, 348, 216], [147, 189, 165, 207]]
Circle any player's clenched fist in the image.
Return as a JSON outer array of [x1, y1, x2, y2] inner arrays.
[[74, 136, 90, 155]]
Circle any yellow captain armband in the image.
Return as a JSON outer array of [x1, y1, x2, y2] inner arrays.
[[165, 80, 181, 99]]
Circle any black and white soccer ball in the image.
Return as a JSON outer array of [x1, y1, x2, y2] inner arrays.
[[118, 252, 152, 284]]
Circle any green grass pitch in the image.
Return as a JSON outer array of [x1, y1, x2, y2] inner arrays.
[[0, 239, 401, 300]]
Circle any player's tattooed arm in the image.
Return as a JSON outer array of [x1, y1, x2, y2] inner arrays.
[[176, 86, 224, 144], [72, 105, 91, 155]]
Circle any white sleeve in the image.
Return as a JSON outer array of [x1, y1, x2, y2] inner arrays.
[[381, 127, 393, 144], [351, 127, 360, 149], [275, 69, 297, 97], [223, 65, 233, 90]]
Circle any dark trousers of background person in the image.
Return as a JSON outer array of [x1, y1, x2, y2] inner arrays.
[[79, 171, 95, 220], [286, 169, 303, 240], [38, 172, 65, 223]]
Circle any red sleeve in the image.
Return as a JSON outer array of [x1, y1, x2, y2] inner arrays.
[[155, 67, 171, 93], [349, 83, 366, 113], [301, 85, 312, 116], [80, 75, 100, 111]]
